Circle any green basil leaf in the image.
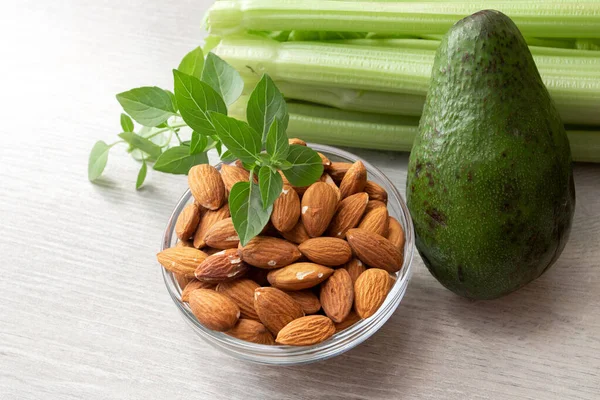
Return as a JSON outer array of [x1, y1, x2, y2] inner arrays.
[[283, 145, 324, 187], [165, 90, 177, 112], [120, 113, 134, 132], [265, 119, 289, 161], [153, 145, 208, 174], [116, 87, 176, 127], [258, 166, 283, 210], [229, 181, 272, 246], [173, 70, 227, 136], [118, 132, 162, 160], [190, 131, 208, 155], [220, 150, 237, 163], [136, 160, 147, 190], [209, 111, 261, 164], [246, 74, 289, 145], [277, 160, 293, 170], [177, 47, 204, 79], [201, 52, 244, 106], [88, 141, 111, 181]]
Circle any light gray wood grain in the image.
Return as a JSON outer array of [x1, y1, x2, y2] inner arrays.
[[1, 1, 599, 399]]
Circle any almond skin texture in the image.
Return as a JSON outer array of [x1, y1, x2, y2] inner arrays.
[[318, 152, 332, 167], [298, 237, 352, 266], [174, 272, 193, 290], [358, 206, 390, 237], [181, 279, 215, 302], [346, 229, 404, 273], [216, 279, 260, 320], [288, 138, 307, 146], [275, 315, 336, 346], [281, 220, 310, 244], [194, 249, 248, 282], [239, 236, 302, 269], [301, 182, 339, 237], [319, 173, 341, 200], [320, 269, 354, 323], [193, 204, 230, 248], [204, 217, 239, 249], [354, 268, 391, 319], [220, 164, 250, 192], [225, 319, 275, 345], [285, 290, 321, 314], [339, 161, 367, 199], [271, 185, 301, 233], [365, 200, 387, 214], [386, 216, 406, 251], [176, 240, 194, 248], [189, 289, 240, 331], [188, 164, 225, 210], [334, 311, 361, 333], [343, 259, 366, 285], [326, 192, 369, 238], [327, 162, 353, 184], [175, 203, 201, 240], [267, 263, 334, 291], [364, 180, 388, 204], [157, 247, 208, 278], [254, 287, 304, 334]]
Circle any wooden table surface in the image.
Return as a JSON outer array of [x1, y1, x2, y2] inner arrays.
[[1, 1, 599, 399]]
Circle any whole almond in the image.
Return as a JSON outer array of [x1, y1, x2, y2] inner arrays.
[[354, 268, 391, 319], [320, 269, 354, 323], [204, 247, 223, 256], [226, 319, 275, 345], [189, 289, 240, 331], [334, 311, 361, 333], [318, 152, 331, 167], [267, 263, 334, 291], [298, 237, 352, 266], [364, 181, 388, 204], [358, 206, 389, 237], [181, 279, 215, 302], [194, 249, 248, 282], [327, 162, 352, 184], [327, 192, 369, 238], [281, 220, 310, 244], [175, 202, 201, 240], [174, 272, 192, 289], [288, 138, 307, 146], [339, 161, 367, 199], [216, 279, 260, 320], [387, 216, 405, 251], [285, 290, 321, 314], [239, 236, 302, 269], [343, 258, 366, 285], [319, 173, 341, 200], [188, 164, 225, 210], [271, 185, 301, 233], [275, 315, 335, 346], [176, 240, 194, 248], [220, 164, 250, 192], [204, 217, 239, 249], [254, 287, 304, 334], [301, 182, 338, 237], [157, 247, 209, 278], [193, 204, 230, 248], [365, 200, 387, 213], [346, 229, 403, 273]]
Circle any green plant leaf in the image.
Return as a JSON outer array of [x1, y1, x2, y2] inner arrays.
[[258, 165, 283, 210], [209, 111, 261, 164], [283, 145, 324, 187], [116, 87, 176, 127], [177, 47, 204, 79], [120, 113, 134, 132], [88, 141, 111, 181], [229, 181, 272, 246], [190, 131, 208, 155], [173, 69, 227, 136], [201, 52, 244, 106], [277, 160, 293, 170], [220, 150, 237, 163], [136, 160, 147, 189], [153, 145, 208, 174], [265, 119, 289, 161], [246, 74, 289, 144], [118, 132, 162, 160]]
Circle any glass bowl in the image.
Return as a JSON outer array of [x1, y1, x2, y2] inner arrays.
[[161, 143, 415, 365]]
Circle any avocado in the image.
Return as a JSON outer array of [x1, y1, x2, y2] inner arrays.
[[406, 10, 575, 299]]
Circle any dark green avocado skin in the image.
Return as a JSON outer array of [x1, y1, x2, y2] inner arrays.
[[406, 10, 575, 299]]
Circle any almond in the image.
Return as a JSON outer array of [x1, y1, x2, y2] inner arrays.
[[216, 279, 260, 320], [346, 229, 403, 273], [320, 269, 354, 323], [354, 268, 391, 319], [280, 172, 309, 196], [319, 173, 341, 200], [239, 236, 302, 269], [181, 279, 215, 302], [318, 152, 331, 167], [275, 315, 335, 346], [267, 262, 334, 291], [220, 164, 251, 192], [326, 192, 369, 238], [254, 287, 304, 334], [288, 138, 307, 146], [271, 185, 301, 233], [176, 240, 194, 248], [285, 290, 321, 314], [204, 247, 222, 256], [358, 206, 389, 237], [343, 258, 366, 285], [364, 180, 388, 204], [204, 217, 239, 249], [157, 247, 209, 278], [281, 220, 310, 244], [234, 159, 244, 168], [334, 311, 361, 333], [175, 202, 201, 240], [174, 272, 192, 289], [301, 182, 338, 237], [246, 267, 270, 286], [189, 289, 240, 331], [298, 237, 352, 266], [339, 161, 367, 199], [226, 319, 275, 345], [327, 162, 352, 184], [386, 216, 405, 251], [193, 204, 230, 248], [188, 164, 225, 210], [365, 200, 386, 213], [194, 249, 248, 282]]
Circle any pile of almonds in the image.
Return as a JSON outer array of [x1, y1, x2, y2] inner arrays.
[[157, 139, 405, 346]]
